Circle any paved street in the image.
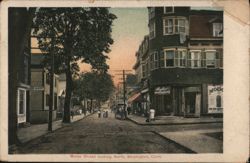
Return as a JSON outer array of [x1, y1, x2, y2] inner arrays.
[[16, 110, 222, 154]]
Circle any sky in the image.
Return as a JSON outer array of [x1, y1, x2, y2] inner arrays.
[[79, 8, 148, 85]]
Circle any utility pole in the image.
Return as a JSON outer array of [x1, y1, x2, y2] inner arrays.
[[48, 39, 55, 132], [114, 69, 132, 108]]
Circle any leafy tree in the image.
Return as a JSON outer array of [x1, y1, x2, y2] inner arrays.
[[74, 71, 115, 111], [32, 8, 116, 122]]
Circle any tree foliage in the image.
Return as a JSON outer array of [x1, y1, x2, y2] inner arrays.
[[74, 71, 115, 106], [33, 8, 116, 122]]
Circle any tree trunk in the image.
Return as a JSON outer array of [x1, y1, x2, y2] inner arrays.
[[63, 61, 72, 123]]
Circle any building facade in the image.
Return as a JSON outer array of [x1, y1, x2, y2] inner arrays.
[[133, 7, 223, 117], [29, 54, 59, 123]]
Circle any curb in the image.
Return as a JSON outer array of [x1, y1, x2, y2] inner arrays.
[[127, 117, 223, 126], [17, 112, 94, 146], [151, 131, 196, 153]]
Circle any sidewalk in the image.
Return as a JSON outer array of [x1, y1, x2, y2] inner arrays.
[[157, 128, 223, 153], [127, 114, 223, 125], [17, 112, 93, 144]]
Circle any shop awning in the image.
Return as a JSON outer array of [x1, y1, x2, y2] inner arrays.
[[128, 93, 141, 103]]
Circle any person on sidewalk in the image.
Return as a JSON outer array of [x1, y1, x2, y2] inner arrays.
[[98, 110, 101, 118], [70, 110, 74, 120]]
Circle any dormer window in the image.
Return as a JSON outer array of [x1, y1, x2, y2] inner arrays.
[[213, 23, 223, 37], [164, 7, 174, 14]]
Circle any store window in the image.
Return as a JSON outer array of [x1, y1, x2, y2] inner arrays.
[[187, 50, 202, 68], [216, 95, 222, 107], [175, 50, 187, 67], [163, 18, 187, 35], [165, 50, 174, 67], [213, 23, 223, 37]]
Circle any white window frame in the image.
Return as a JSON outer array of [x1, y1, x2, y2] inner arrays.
[[164, 7, 174, 14], [188, 50, 202, 68], [163, 17, 187, 35], [164, 49, 175, 67], [150, 51, 158, 70], [205, 50, 217, 68], [213, 23, 223, 37], [17, 88, 26, 115], [149, 22, 156, 39], [174, 49, 187, 67]]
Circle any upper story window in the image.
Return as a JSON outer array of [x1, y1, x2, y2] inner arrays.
[[163, 18, 187, 35], [205, 50, 218, 68], [149, 22, 156, 39], [175, 50, 187, 67], [187, 50, 202, 68], [165, 50, 175, 67], [148, 7, 155, 19], [164, 7, 174, 14], [150, 51, 158, 70], [213, 23, 223, 37], [142, 63, 146, 78]]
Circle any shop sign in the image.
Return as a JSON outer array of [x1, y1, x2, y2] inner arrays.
[[31, 86, 44, 91], [18, 115, 26, 124], [154, 87, 171, 95], [208, 85, 223, 113]]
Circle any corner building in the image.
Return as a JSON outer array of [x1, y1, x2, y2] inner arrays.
[[142, 7, 223, 117]]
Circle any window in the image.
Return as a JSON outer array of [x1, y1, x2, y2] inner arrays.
[[46, 94, 50, 107], [213, 23, 223, 37], [46, 73, 50, 84], [18, 89, 26, 115], [148, 7, 155, 19], [149, 22, 155, 39], [164, 7, 174, 14], [150, 51, 158, 70], [160, 51, 165, 67], [165, 50, 174, 67], [164, 19, 173, 34], [187, 51, 202, 68], [175, 50, 187, 67], [205, 50, 217, 68], [163, 18, 187, 35]]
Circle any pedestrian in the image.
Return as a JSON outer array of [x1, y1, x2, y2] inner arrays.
[[98, 110, 101, 118], [70, 110, 74, 119]]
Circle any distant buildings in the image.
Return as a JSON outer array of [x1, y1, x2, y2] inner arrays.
[[132, 7, 223, 117]]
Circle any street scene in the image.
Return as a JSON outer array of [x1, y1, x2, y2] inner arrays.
[[8, 6, 223, 155]]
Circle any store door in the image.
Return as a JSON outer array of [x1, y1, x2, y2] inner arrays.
[[185, 92, 196, 115]]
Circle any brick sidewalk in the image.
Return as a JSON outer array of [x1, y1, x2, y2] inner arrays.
[[17, 112, 93, 144], [127, 114, 223, 125]]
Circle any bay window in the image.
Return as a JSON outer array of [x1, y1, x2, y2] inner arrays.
[[175, 50, 187, 67], [150, 51, 158, 70], [165, 50, 174, 67]]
